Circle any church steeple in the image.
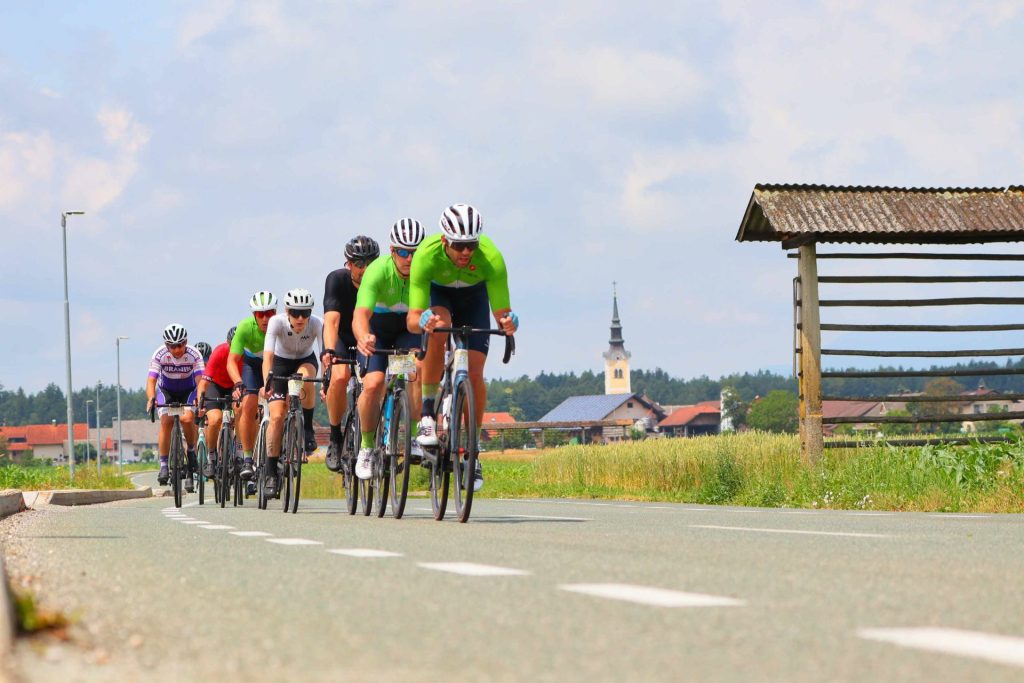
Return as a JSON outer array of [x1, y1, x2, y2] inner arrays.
[[603, 282, 631, 394]]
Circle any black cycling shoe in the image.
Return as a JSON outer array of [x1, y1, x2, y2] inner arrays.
[[246, 481, 257, 496], [240, 460, 255, 480], [304, 429, 317, 455], [325, 442, 342, 472], [157, 465, 169, 485], [264, 471, 280, 498], [187, 450, 198, 470]]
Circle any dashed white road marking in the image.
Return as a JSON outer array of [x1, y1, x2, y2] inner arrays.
[[198, 524, 235, 530], [507, 514, 592, 522], [690, 524, 888, 538], [329, 549, 403, 558], [559, 583, 744, 608], [229, 531, 273, 537], [418, 562, 530, 576], [180, 520, 208, 525], [859, 627, 1024, 668], [266, 538, 324, 546]]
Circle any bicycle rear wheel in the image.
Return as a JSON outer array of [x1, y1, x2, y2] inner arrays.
[[281, 417, 294, 513], [197, 438, 207, 506], [255, 421, 268, 510], [341, 409, 359, 515], [373, 408, 389, 518], [289, 417, 303, 514], [451, 379, 478, 523], [170, 423, 184, 508], [218, 430, 232, 508], [429, 394, 450, 521], [388, 389, 412, 519], [360, 470, 374, 516]]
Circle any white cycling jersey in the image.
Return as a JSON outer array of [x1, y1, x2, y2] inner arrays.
[[263, 314, 324, 360]]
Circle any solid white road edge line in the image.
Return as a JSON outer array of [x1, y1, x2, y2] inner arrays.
[[417, 562, 530, 576], [559, 583, 744, 608], [858, 627, 1024, 668], [328, 549, 403, 558], [690, 524, 888, 538], [507, 514, 593, 522]]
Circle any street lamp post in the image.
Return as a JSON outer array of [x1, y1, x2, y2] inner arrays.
[[85, 399, 93, 468], [62, 210, 85, 478], [96, 382, 102, 475], [116, 336, 129, 475]]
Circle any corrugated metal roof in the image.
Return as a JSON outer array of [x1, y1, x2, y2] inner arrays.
[[736, 185, 1024, 245], [539, 394, 634, 422]]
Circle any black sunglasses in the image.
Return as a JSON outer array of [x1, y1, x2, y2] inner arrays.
[[287, 309, 312, 319], [166, 342, 186, 350], [447, 240, 479, 253]]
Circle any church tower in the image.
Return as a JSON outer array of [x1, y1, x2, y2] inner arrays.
[[603, 283, 631, 395]]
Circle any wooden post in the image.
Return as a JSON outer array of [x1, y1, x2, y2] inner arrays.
[[798, 243, 824, 464]]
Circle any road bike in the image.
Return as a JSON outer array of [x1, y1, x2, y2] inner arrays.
[[417, 327, 515, 522], [363, 348, 417, 519], [254, 398, 270, 509], [201, 395, 239, 508], [324, 355, 361, 515], [150, 402, 196, 509], [277, 372, 324, 514], [195, 412, 208, 505]]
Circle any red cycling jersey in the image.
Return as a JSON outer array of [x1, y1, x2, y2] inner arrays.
[[202, 342, 236, 389]]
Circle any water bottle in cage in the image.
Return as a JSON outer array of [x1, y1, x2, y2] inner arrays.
[[440, 393, 452, 432]]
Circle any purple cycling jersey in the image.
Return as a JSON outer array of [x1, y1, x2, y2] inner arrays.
[[148, 345, 204, 394]]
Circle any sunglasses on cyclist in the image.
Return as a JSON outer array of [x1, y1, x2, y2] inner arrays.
[[165, 342, 186, 350], [287, 308, 312, 319], [392, 247, 416, 258], [253, 310, 275, 319], [447, 240, 479, 253]]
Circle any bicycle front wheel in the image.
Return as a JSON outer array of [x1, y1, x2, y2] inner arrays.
[[289, 417, 303, 514], [430, 397, 450, 521], [218, 430, 232, 508], [373, 407, 389, 518], [197, 438, 207, 506], [281, 418, 294, 513], [388, 389, 412, 519], [255, 421, 269, 510], [170, 423, 184, 508], [451, 379, 478, 523], [341, 408, 359, 515]]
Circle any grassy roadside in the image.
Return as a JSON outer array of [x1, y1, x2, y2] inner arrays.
[[0, 465, 137, 491], [298, 432, 1024, 513]]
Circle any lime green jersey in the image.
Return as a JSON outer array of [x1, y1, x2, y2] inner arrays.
[[408, 234, 510, 311], [355, 255, 410, 314], [229, 316, 267, 359]]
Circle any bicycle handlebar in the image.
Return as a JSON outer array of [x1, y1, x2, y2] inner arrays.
[[416, 327, 516, 364], [149, 402, 192, 422]]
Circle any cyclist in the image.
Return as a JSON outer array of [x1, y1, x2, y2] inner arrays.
[[407, 204, 518, 492], [145, 324, 204, 490], [321, 236, 379, 472], [197, 327, 237, 477], [261, 288, 323, 497], [228, 291, 277, 480], [353, 219, 426, 479]]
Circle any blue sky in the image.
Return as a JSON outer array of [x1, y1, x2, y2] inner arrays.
[[3, 1, 1024, 393]]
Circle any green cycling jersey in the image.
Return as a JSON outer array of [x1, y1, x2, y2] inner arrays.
[[408, 233, 510, 311], [356, 255, 410, 314], [229, 316, 267, 359]]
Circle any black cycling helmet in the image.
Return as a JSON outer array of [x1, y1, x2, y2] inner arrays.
[[195, 341, 213, 361], [345, 235, 380, 263], [226, 326, 237, 343]]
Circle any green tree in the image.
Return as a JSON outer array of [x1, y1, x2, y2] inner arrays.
[[720, 386, 747, 431], [908, 377, 966, 433], [747, 390, 799, 433]]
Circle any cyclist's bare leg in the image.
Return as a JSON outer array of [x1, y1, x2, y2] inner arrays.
[[357, 371, 385, 439], [326, 364, 351, 423], [180, 411, 198, 449], [299, 363, 317, 409], [158, 414, 174, 455], [238, 394, 258, 452], [267, 399, 287, 457], [468, 350, 487, 424], [421, 306, 451, 387], [205, 408, 223, 453], [409, 364, 422, 417]]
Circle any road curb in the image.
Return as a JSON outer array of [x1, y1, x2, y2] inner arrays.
[[37, 488, 153, 506], [0, 492, 20, 682], [0, 491, 24, 521]]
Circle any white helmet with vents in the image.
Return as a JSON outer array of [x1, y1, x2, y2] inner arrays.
[[163, 323, 187, 344], [285, 288, 314, 309], [390, 218, 425, 249], [249, 290, 277, 312], [439, 204, 483, 242]]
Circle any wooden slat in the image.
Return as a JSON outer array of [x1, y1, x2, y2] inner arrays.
[[822, 368, 1024, 379], [818, 275, 1024, 283], [824, 436, 1013, 448], [819, 347, 1024, 358], [788, 253, 1024, 261], [824, 411, 1024, 424], [819, 323, 1024, 332], [819, 297, 1024, 307], [821, 393, 1024, 403]]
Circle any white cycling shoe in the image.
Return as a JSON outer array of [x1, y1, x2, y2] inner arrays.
[[355, 447, 374, 480], [416, 416, 439, 446]]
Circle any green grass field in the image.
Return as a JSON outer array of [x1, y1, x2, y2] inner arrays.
[[0, 464, 137, 491]]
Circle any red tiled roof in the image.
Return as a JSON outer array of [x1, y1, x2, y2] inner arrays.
[[0, 423, 88, 446], [659, 401, 720, 427], [482, 412, 516, 424], [821, 401, 880, 419]]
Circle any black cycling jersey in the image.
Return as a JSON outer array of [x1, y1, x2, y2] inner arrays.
[[323, 267, 358, 348]]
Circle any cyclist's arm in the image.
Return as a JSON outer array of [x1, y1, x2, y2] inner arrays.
[[353, 307, 375, 355], [262, 319, 279, 388], [196, 377, 208, 405], [407, 250, 431, 333], [227, 352, 243, 385], [323, 311, 340, 356], [146, 375, 157, 410], [262, 350, 276, 389]]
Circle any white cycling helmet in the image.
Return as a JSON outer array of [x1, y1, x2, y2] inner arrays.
[[390, 218, 425, 249], [163, 323, 187, 344], [284, 288, 314, 309], [249, 290, 277, 312], [439, 204, 482, 242]]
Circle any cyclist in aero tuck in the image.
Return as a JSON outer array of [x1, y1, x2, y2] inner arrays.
[[146, 324, 204, 490], [406, 204, 518, 492]]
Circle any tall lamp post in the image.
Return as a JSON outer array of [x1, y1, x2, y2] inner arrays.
[[85, 399, 93, 468], [62, 210, 85, 478], [95, 382, 102, 475], [116, 336, 129, 475]]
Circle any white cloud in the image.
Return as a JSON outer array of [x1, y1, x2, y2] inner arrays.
[[0, 131, 55, 210], [177, 0, 235, 51], [62, 107, 151, 213]]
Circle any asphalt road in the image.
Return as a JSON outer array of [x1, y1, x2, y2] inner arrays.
[[3, 470, 1023, 682]]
